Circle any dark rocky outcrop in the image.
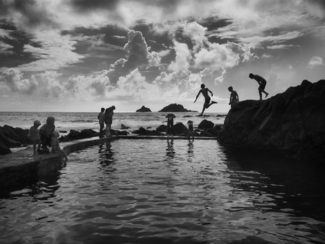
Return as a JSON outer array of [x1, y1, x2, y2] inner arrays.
[[132, 127, 162, 136], [173, 122, 188, 135], [198, 119, 214, 130], [159, 103, 196, 112], [0, 125, 31, 155], [136, 106, 152, 112], [218, 80, 325, 162]]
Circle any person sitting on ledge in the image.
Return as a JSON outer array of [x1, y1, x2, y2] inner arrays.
[[39, 117, 55, 153], [51, 130, 68, 162]]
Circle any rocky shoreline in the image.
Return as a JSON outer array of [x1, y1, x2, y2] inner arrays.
[[0, 119, 222, 155], [218, 79, 325, 162]]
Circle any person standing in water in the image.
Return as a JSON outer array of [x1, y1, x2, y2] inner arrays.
[[97, 107, 105, 138], [249, 73, 269, 100], [105, 106, 116, 137], [194, 84, 217, 116], [228, 86, 239, 108]]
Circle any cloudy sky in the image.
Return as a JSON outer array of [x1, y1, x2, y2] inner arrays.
[[0, 0, 324, 112]]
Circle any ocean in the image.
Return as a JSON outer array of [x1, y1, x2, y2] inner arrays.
[[0, 111, 226, 133]]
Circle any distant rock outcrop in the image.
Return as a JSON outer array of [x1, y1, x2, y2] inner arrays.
[[136, 106, 151, 112], [218, 80, 325, 162], [159, 103, 195, 112]]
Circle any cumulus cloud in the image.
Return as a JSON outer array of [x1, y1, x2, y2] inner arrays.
[[107, 30, 162, 84], [308, 56, 324, 68], [267, 44, 300, 49], [168, 41, 191, 72], [0, 68, 66, 98]]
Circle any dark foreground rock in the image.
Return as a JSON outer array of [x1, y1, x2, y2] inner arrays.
[[0, 125, 30, 155], [136, 106, 152, 112], [159, 103, 196, 112], [218, 79, 325, 162]]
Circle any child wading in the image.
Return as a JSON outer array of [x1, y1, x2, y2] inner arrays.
[[28, 120, 41, 154], [249, 73, 269, 100], [187, 120, 194, 140], [228, 86, 239, 108], [194, 84, 217, 116], [51, 130, 68, 161], [105, 106, 116, 137], [97, 107, 105, 138]]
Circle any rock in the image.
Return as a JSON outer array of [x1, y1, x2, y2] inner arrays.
[[198, 120, 214, 130], [13, 127, 31, 145], [0, 126, 21, 148], [159, 103, 196, 112], [59, 130, 67, 133], [80, 129, 99, 138], [156, 124, 167, 132], [173, 122, 188, 135], [132, 127, 162, 136], [136, 106, 152, 112], [218, 79, 325, 162], [0, 138, 11, 155], [121, 124, 130, 129]]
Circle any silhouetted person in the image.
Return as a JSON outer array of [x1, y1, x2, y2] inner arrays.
[[97, 107, 105, 138], [39, 117, 55, 153], [228, 86, 239, 108], [187, 120, 194, 140], [249, 73, 269, 100], [194, 84, 217, 116], [105, 106, 115, 137], [166, 114, 175, 135]]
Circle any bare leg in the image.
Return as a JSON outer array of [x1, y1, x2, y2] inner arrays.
[[199, 105, 206, 116], [262, 90, 269, 98], [206, 101, 218, 108], [258, 89, 262, 100]]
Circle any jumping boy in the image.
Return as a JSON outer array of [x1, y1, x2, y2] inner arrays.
[[194, 84, 217, 116], [249, 73, 269, 100], [228, 86, 239, 108]]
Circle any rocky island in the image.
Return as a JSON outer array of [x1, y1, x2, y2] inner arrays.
[[159, 103, 196, 112], [136, 106, 151, 112], [218, 79, 325, 162]]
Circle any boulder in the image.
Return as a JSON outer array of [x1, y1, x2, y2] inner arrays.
[[132, 127, 162, 136], [136, 106, 152, 112], [13, 127, 31, 145], [218, 79, 325, 162], [80, 129, 99, 138], [173, 122, 188, 135], [0, 138, 11, 155], [156, 124, 167, 132], [198, 119, 214, 130], [0, 126, 21, 148]]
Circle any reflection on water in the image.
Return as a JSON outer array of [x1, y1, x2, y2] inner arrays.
[[0, 140, 324, 244]]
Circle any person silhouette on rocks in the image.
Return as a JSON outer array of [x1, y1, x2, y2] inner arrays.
[[249, 73, 269, 100]]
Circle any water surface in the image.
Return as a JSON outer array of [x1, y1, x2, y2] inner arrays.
[[0, 139, 324, 244]]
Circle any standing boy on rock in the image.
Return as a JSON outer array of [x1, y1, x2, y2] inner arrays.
[[249, 73, 269, 100], [228, 86, 239, 108], [194, 84, 217, 116]]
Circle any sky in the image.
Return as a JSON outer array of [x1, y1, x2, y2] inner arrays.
[[0, 0, 324, 113]]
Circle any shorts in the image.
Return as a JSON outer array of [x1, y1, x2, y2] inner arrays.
[[204, 97, 211, 107], [188, 125, 193, 131], [259, 83, 266, 91]]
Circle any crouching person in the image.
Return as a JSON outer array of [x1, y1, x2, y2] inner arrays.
[[51, 130, 68, 162], [39, 117, 55, 153]]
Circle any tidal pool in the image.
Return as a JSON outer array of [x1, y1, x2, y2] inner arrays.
[[0, 139, 324, 244]]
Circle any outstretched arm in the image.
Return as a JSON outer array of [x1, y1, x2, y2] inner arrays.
[[194, 91, 201, 103], [208, 88, 213, 97]]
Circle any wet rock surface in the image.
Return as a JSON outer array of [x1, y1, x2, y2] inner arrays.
[[218, 79, 325, 162]]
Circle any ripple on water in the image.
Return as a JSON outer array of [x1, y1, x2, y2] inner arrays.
[[0, 139, 324, 244]]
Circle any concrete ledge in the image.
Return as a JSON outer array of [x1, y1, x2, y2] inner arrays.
[[0, 135, 217, 193]]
